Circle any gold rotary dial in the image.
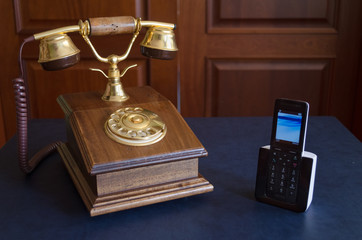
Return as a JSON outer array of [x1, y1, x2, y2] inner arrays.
[[104, 107, 166, 146]]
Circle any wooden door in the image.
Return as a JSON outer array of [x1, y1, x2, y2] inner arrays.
[[1, 0, 362, 146], [0, 0, 178, 144], [178, 0, 362, 140]]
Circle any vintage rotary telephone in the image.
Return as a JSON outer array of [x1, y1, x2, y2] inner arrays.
[[14, 16, 213, 216], [14, 16, 177, 173]]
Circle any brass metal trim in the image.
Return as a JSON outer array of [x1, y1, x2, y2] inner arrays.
[[140, 21, 175, 30], [33, 25, 80, 40]]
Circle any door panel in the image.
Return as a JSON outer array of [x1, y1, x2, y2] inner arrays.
[[205, 59, 331, 116], [207, 0, 338, 33]]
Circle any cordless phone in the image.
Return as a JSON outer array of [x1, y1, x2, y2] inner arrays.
[[255, 99, 317, 212]]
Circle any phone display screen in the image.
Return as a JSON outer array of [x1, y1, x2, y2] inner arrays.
[[275, 111, 302, 145]]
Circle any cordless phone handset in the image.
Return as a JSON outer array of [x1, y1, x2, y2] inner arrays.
[[255, 98, 317, 212]]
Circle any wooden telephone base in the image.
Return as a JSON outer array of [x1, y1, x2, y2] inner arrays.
[[56, 86, 213, 216]]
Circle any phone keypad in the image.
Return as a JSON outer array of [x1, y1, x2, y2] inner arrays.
[[266, 149, 300, 203]]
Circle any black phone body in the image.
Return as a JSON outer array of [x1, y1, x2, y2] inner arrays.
[[255, 99, 316, 212]]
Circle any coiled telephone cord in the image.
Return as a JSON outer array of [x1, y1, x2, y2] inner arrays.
[[12, 37, 62, 174]]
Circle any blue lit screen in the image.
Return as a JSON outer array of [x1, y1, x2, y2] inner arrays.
[[275, 111, 302, 144]]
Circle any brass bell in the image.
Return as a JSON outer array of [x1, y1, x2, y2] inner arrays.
[[38, 34, 80, 71], [140, 27, 178, 60]]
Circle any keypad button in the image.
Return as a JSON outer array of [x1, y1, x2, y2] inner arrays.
[[280, 180, 285, 187], [289, 183, 296, 190], [268, 185, 275, 192], [286, 189, 297, 202], [271, 165, 276, 171], [269, 178, 275, 185]]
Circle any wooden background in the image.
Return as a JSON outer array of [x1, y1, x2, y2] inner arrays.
[[0, 0, 362, 148]]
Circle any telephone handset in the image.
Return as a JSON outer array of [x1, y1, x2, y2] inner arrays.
[[13, 16, 213, 216]]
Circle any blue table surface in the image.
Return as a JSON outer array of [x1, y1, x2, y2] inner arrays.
[[0, 116, 361, 240]]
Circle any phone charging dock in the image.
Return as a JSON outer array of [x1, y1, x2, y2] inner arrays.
[[56, 86, 213, 216]]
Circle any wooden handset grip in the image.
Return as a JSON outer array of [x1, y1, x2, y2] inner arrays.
[[88, 16, 136, 36]]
